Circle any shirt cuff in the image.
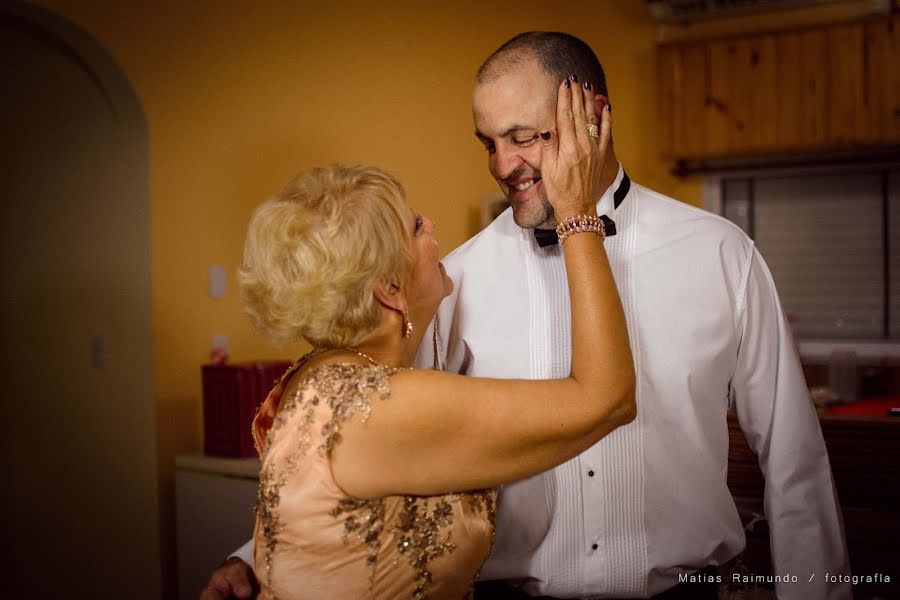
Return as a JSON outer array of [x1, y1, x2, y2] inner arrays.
[[229, 539, 254, 566]]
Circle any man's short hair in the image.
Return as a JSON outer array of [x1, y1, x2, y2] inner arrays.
[[477, 31, 608, 98]]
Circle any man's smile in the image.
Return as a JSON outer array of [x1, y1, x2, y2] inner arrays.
[[505, 176, 543, 200]]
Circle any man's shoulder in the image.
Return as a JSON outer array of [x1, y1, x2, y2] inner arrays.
[[633, 182, 753, 249]]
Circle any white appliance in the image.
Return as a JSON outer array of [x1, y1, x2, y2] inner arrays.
[[175, 454, 259, 600]]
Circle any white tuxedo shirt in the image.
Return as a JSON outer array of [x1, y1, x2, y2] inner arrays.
[[414, 166, 850, 599]]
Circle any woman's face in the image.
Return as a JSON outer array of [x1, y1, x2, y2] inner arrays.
[[404, 207, 453, 317]]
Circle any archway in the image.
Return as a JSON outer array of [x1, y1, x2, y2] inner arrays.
[[0, 3, 159, 598]]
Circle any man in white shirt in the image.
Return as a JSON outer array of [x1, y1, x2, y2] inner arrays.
[[203, 31, 850, 600]]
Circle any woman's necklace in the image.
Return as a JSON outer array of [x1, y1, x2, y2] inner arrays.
[[339, 347, 414, 371], [304, 346, 410, 370], [341, 347, 381, 367]]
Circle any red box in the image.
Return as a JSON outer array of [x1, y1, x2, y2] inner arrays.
[[202, 361, 293, 457]]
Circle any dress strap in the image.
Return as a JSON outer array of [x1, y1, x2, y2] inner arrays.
[[252, 349, 324, 455]]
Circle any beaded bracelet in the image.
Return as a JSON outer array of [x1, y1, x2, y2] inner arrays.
[[555, 214, 606, 245]]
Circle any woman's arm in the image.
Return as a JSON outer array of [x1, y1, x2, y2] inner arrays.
[[334, 79, 635, 498]]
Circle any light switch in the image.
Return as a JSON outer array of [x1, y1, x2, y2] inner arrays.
[[209, 265, 226, 299], [211, 334, 229, 354], [91, 336, 106, 371]]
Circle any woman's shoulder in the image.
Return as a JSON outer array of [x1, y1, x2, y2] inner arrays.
[[295, 361, 407, 413], [269, 361, 406, 456], [301, 361, 403, 393]]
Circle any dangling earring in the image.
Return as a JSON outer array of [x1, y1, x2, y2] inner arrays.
[[402, 310, 414, 338]]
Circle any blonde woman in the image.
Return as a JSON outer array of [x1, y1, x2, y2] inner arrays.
[[234, 80, 632, 600]]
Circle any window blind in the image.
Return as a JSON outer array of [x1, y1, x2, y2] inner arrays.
[[723, 170, 894, 340]]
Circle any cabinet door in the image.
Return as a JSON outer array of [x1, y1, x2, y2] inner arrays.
[[706, 35, 777, 155], [658, 43, 709, 159], [865, 14, 900, 144], [657, 16, 898, 159], [775, 29, 828, 150], [826, 22, 875, 146], [657, 44, 679, 158]]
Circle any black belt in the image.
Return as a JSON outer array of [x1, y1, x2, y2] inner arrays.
[[649, 566, 720, 600], [473, 566, 721, 600]]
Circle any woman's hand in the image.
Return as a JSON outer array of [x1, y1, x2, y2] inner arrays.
[[538, 76, 611, 221]]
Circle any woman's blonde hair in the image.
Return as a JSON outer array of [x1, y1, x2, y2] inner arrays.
[[239, 165, 413, 348]]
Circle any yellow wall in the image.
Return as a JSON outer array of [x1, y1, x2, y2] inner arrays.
[[35, 0, 699, 593]]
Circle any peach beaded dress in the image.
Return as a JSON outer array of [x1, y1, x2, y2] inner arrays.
[[251, 359, 496, 600]]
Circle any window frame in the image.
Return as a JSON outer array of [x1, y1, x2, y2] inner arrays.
[[702, 163, 900, 359]]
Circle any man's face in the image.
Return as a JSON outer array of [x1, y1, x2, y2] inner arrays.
[[472, 59, 559, 229]]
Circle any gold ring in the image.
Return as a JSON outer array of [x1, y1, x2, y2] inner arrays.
[[587, 123, 599, 138]]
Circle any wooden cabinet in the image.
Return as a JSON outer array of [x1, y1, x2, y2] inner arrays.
[[776, 29, 828, 149], [658, 15, 900, 160], [727, 413, 900, 600], [866, 15, 900, 144]]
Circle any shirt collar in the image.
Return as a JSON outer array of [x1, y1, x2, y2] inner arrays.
[[533, 163, 629, 248], [596, 163, 627, 216]]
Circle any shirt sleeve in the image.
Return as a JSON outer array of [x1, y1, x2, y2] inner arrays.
[[731, 247, 851, 600], [229, 538, 254, 566]]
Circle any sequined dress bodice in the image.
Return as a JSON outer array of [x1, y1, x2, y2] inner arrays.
[[252, 362, 496, 600]]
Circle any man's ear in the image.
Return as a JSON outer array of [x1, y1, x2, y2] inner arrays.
[[373, 278, 408, 314]]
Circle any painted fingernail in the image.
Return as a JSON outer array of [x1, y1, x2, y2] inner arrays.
[[564, 79, 570, 89], [540, 131, 551, 140], [606, 104, 611, 113], [569, 74, 578, 83], [587, 82, 594, 91], [583, 81, 590, 90]]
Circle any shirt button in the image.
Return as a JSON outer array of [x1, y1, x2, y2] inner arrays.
[[591, 543, 599, 551], [588, 470, 595, 477]]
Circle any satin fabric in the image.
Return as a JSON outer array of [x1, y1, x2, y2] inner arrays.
[[251, 361, 495, 600]]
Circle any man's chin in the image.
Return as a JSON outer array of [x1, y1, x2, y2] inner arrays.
[[506, 191, 553, 228], [511, 206, 553, 230]]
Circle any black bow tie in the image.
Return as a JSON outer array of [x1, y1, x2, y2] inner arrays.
[[534, 172, 630, 248]]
